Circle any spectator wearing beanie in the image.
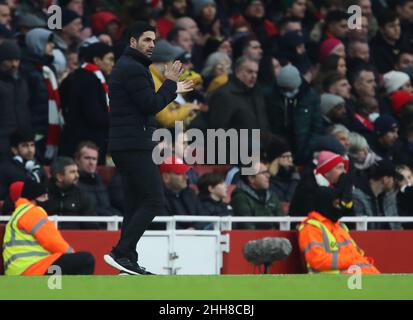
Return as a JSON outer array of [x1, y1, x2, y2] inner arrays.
[[319, 38, 345, 61], [283, 0, 306, 21], [383, 70, 413, 98], [57, 9, 83, 49], [320, 93, 349, 128], [193, 0, 220, 38], [267, 64, 322, 164], [267, 139, 300, 214], [353, 160, 402, 230], [0, 40, 31, 160], [3, 178, 95, 275], [59, 42, 114, 164], [367, 115, 400, 161], [91, 11, 121, 43], [149, 39, 200, 128], [391, 90, 413, 117], [290, 150, 349, 217]]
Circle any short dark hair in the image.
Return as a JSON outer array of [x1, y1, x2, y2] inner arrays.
[[278, 17, 302, 31], [51, 156, 76, 178], [233, 55, 258, 73], [9, 129, 35, 148], [325, 10, 349, 25], [74, 141, 99, 160], [348, 64, 374, 85], [83, 42, 113, 63], [167, 27, 187, 43], [377, 11, 398, 28], [128, 21, 156, 40], [322, 71, 346, 92], [197, 173, 224, 195]]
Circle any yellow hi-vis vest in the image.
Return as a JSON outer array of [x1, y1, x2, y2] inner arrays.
[[3, 203, 50, 275], [298, 218, 357, 274]]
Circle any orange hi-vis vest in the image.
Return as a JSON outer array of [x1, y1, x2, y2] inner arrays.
[[2, 198, 74, 275], [298, 211, 380, 274]]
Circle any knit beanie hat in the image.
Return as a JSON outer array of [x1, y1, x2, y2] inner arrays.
[[62, 8, 81, 28], [152, 39, 185, 62], [383, 70, 410, 94], [374, 115, 398, 136], [320, 93, 345, 116], [319, 38, 343, 61], [192, 0, 216, 16], [276, 64, 302, 90], [9, 181, 24, 202], [0, 40, 21, 62], [316, 151, 348, 175], [21, 179, 48, 200], [391, 90, 413, 116]]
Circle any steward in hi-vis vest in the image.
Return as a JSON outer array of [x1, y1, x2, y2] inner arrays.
[[298, 174, 380, 274], [3, 178, 95, 275]]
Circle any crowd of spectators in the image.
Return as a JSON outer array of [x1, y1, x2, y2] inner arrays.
[[2, 0, 413, 230]]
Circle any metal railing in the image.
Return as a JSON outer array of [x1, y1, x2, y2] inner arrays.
[[2, 215, 413, 231]]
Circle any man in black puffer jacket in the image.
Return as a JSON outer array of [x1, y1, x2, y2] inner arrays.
[[104, 21, 193, 275], [0, 40, 31, 160]]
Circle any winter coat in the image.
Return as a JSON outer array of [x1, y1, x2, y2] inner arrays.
[[77, 171, 122, 217], [207, 76, 270, 131], [266, 82, 322, 164], [59, 68, 109, 164], [0, 157, 48, 200], [369, 32, 401, 74], [270, 169, 301, 203], [397, 185, 413, 229], [108, 46, 177, 152], [41, 181, 98, 230], [0, 70, 31, 158], [163, 186, 203, 229], [353, 180, 402, 230], [230, 180, 283, 230]]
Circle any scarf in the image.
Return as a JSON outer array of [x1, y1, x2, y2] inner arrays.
[[42, 65, 64, 154], [81, 63, 110, 112]]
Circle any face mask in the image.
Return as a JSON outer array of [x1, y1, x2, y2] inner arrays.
[[368, 112, 380, 123], [283, 89, 299, 98]]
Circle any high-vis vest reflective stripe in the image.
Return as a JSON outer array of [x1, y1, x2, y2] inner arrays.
[[3, 203, 50, 275], [298, 219, 354, 274]]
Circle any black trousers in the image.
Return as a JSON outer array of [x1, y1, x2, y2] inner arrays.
[[111, 150, 165, 261], [45, 252, 95, 275]]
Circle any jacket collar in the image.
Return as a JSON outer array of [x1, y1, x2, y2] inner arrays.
[[237, 180, 270, 203], [123, 46, 152, 67], [307, 211, 338, 228]]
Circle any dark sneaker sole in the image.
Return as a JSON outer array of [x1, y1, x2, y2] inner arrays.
[[103, 254, 140, 275]]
